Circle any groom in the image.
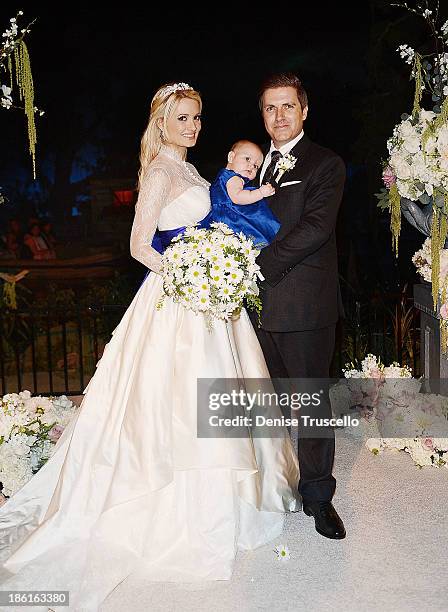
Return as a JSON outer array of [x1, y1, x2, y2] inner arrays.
[[253, 73, 346, 539]]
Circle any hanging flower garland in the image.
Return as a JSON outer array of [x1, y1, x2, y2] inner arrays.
[[1, 11, 43, 178], [376, 3, 448, 308]]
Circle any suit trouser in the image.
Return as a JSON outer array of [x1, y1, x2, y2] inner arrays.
[[253, 323, 337, 502]]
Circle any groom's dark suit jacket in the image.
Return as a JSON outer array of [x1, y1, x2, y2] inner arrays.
[[256, 134, 345, 332]]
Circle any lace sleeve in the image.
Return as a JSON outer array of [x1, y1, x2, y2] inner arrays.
[[130, 166, 171, 274]]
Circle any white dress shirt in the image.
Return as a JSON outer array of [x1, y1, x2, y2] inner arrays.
[[259, 130, 305, 185]]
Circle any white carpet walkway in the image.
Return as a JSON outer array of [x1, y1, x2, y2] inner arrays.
[[100, 434, 448, 612]]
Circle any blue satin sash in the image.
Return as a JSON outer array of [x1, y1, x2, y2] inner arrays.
[[139, 225, 191, 286]]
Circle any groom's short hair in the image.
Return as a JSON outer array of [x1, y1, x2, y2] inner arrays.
[[258, 73, 308, 111]]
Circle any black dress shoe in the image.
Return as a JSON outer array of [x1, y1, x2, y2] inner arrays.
[[302, 501, 346, 540]]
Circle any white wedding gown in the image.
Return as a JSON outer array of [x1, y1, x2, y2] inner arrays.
[[0, 146, 300, 611]]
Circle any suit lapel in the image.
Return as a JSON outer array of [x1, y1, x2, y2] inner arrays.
[[276, 134, 312, 186], [268, 135, 313, 188], [254, 135, 313, 189]]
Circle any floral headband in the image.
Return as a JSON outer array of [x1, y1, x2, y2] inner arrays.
[[155, 82, 194, 100]]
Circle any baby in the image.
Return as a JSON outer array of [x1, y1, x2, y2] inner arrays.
[[208, 140, 280, 246]]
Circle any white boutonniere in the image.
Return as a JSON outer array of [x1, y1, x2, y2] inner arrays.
[[274, 153, 297, 182]]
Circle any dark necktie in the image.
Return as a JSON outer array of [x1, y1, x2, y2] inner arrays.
[[262, 150, 282, 184]]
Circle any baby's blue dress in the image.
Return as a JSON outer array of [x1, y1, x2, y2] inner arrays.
[[205, 168, 280, 247]]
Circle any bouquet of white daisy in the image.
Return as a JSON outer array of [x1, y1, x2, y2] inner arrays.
[[157, 222, 263, 329]]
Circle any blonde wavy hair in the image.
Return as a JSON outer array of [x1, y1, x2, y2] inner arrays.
[[138, 83, 202, 189]]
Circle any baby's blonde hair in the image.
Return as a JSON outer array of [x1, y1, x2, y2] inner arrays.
[[230, 140, 263, 155]]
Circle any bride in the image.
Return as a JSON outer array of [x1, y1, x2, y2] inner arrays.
[[0, 82, 299, 611]]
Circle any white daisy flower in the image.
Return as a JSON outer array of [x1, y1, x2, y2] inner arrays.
[[274, 544, 291, 562]]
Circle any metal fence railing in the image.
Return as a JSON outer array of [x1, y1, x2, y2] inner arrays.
[[0, 305, 126, 396], [0, 291, 421, 396]]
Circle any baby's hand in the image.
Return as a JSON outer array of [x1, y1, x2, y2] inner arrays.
[[260, 183, 275, 197]]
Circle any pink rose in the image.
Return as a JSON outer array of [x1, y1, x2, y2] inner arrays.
[[48, 424, 64, 442], [422, 437, 434, 451], [440, 303, 448, 320], [382, 166, 396, 189]]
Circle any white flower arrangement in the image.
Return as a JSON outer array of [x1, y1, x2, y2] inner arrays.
[[157, 222, 263, 329], [330, 354, 448, 469], [275, 153, 297, 182], [382, 109, 448, 203], [0, 390, 77, 501], [342, 353, 413, 379], [376, 2, 448, 302], [412, 237, 448, 347], [0, 11, 42, 177], [366, 436, 448, 469]]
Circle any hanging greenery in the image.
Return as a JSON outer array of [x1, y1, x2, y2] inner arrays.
[[1, 11, 42, 178]]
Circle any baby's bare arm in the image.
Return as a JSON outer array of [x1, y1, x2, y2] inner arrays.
[[226, 176, 275, 205]]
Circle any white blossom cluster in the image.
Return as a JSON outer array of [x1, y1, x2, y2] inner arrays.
[[0, 391, 76, 501], [397, 44, 415, 65], [412, 237, 448, 324], [0, 12, 28, 60], [343, 353, 413, 379], [396, 7, 448, 100], [1, 84, 12, 109], [386, 109, 448, 201], [333, 352, 448, 468], [0, 11, 32, 111], [412, 238, 448, 294], [433, 51, 448, 97], [158, 222, 263, 328], [366, 436, 448, 468], [1, 14, 20, 42]]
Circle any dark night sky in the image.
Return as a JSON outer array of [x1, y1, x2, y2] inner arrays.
[[1, 4, 371, 181], [2, 1, 441, 291]]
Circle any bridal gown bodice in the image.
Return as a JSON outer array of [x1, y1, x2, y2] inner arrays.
[[0, 145, 300, 612], [158, 185, 210, 229], [129, 146, 213, 274]]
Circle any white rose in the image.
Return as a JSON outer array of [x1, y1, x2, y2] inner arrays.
[[398, 120, 416, 138], [390, 153, 412, 179], [419, 109, 436, 124], [396, 179, 420, 200], [52, 395, 73, 411], [407, 444, 434, 467], [437, 125, 448, 147], [402, 135, 421, 154]]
